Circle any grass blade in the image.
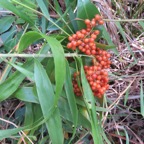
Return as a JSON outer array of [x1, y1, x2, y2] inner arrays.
[[115, 22, 137, 62]]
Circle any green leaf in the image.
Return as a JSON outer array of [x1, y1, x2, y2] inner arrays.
[[115, 22, 137, 62], [14, 87, 39, 103], [0, 44, 50, 102], [139, 21, 144, 30], [79, 57, 103, 144], [18, 31, 43, 52], [64, 60, 78, 142], [101, 27, 118, 54], [44, 36, 66, 104], [5, 60, 34, 81], [96, 42, 116, 50], [36, 0, 50, 19], [19, 31, 66, 104], [0, 16, 15, 34], [77, 0, 99, 29], [24, 103, 34, 126], [0, 0, 35, 25], [34, 59, 64, 144], [58, 96, 90, 129]]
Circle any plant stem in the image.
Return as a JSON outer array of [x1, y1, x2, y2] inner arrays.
[[0, 53, 93, 58]]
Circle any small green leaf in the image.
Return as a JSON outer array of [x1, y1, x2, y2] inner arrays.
[[18, 31, 43, 52], [96, 42, 116, 50], [0, 16, 15, 34], [139, 21, 144, 30], [14, 87, 39, 103]]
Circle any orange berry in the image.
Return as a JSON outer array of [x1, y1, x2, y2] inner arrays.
[[85, 49, 91, 55], [84, 38, 89, 43], [91, 20, 96, 27], [99, 20, 104, 25], [67, 43, 72, 48], [94, 30, 100, 35], [91, 34, 97, 39], [81, 29, 87, 34], [68, 36, 73, 41], [95, 14, 101, 21], [77, 40, 82, 45], [84, 19, 91, 25]]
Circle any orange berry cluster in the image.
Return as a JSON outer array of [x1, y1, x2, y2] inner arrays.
[[68, 14, 111, 98], [67, 14, 104, 55], [94, 48, 111, 69], [72, 63, 110, 98], [84, 65, 109, 97]]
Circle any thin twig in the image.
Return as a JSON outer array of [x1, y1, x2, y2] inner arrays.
[[103, 19, 144, 22], [0, 118, 34, 144]]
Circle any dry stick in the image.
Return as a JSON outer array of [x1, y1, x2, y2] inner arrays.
[[0, 118, 34, 144], [102, 77, 136, 125], [109, 133, 137, 144], [103, 19, 144, 22], [125, 126, 144, 144]]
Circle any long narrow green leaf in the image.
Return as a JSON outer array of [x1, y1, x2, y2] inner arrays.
[[64, 60, 78, 142], [44, 36, 66, 104], [24, 103, 34, 126], [79, 57, 103, 144], [34, 59, 64, 144], [36, 0, 50, 19], [115, 22, 137, 62], [5, 60, 34, 81], [19, 31, 66, 105], [0, 58, 16, 84]]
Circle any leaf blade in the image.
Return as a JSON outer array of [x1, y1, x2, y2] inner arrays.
[[34, 59, 64, 144]]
